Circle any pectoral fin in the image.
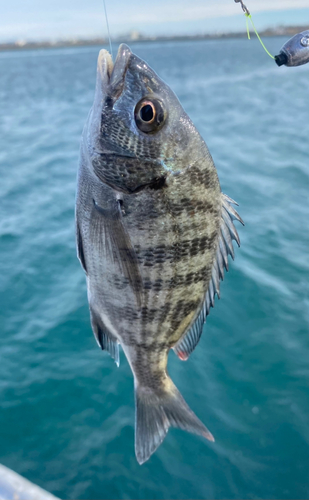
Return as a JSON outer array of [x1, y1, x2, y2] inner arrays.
[[91, 198, 143, 308]]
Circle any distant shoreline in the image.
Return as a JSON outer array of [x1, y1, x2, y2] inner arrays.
[[0, 25, 307, 52]]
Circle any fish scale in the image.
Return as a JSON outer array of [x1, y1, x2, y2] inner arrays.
[[76, 44, 243, 464], [118, 176, 219, 340]]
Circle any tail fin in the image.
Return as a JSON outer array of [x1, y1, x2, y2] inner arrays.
[[135, 378, 214, 464]]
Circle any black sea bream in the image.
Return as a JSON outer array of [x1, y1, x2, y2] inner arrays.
[[75, 44, 244, 464]]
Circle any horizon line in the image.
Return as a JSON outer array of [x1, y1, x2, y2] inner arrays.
[[0, 24, 306, 51]]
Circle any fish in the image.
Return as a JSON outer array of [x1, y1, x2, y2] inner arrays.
[[275, 29, 309, 67], [75, 43, 244, 464]]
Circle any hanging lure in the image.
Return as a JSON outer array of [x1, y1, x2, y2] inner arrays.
[[274, 30, 309, 67], [234, 0, 309, 67]]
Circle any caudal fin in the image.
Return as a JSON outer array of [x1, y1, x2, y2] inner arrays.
[[135, 378, 214, 464]]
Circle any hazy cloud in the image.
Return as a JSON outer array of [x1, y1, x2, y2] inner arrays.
[[0, 0, 308, 41]]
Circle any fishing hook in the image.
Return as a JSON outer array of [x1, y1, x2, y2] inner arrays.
[[234, 0, 250, 16]]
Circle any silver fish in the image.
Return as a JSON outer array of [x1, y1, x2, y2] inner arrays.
[[75, 44, 244, 464], [275, 30, 309, 67]]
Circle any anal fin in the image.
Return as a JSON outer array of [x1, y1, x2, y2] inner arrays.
[[76, 221, 87, 273], [90, 308, 120, 366]]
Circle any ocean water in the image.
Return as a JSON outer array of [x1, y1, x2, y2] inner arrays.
[[0, 38, 308, 500]]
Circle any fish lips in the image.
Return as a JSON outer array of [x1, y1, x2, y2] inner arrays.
[[88, 44, 132, 151], [96, 43, 132, 99]]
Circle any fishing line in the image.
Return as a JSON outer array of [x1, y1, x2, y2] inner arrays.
[[103, 0, 113, 59], [245, 14, 275, 59], [234, 0, 275, 60]]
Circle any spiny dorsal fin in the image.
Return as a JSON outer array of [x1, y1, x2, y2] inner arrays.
[[173, 193, 244, 361]]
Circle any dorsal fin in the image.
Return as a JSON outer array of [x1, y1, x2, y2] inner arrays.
[[173, 193, 244, 361]]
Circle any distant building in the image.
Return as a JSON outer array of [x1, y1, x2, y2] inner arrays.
[[130, 31, 141, 41], [15, 39, 27, 47]]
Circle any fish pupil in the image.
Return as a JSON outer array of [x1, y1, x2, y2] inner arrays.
[[140, 104, 154, 122], [134, 98, 165, 133]]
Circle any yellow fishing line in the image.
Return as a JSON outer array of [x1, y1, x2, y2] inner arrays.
[[245, 13, 275, 59], [245, 14, 250, 40]]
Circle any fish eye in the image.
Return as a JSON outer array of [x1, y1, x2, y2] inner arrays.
[[301, 36, 309, 47], [134, 98, 166, 134]]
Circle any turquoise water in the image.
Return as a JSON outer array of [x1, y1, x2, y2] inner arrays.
[[0, 38, 308, 499]]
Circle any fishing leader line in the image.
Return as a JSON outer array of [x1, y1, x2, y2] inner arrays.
[[234, 0, 275, 59], [103, 0, 113, 60], [234, 0, 309, 67]]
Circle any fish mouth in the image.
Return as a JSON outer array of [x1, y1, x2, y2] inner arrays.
[[97, 43, 132, 96], [89, 44, 133, 153]]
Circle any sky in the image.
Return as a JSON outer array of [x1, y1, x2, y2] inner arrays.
[[0, 0, 308, 42]]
